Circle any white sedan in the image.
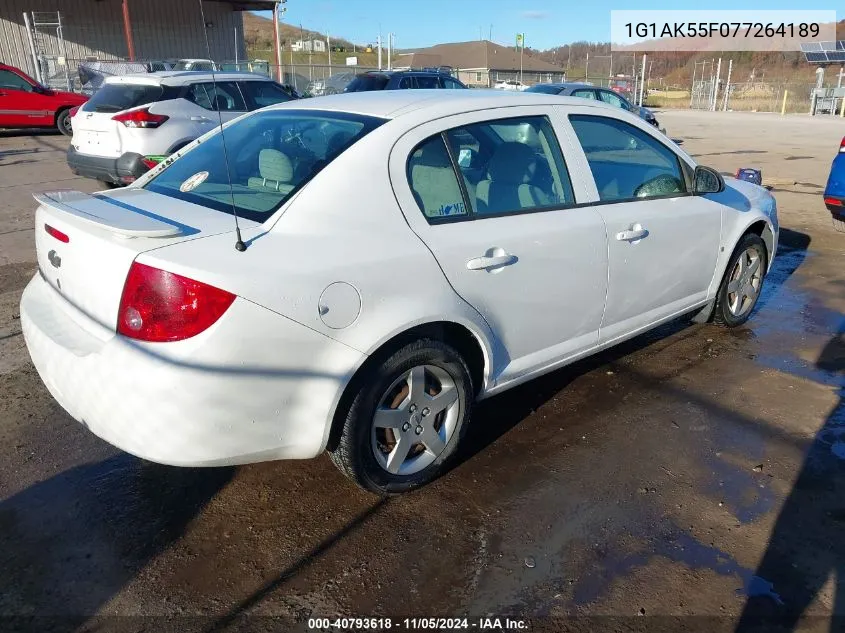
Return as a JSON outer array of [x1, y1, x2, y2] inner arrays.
[[21, 91, 778, 494]]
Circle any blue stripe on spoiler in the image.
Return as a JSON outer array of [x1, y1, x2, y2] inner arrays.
[[92, 193, 200, 237]]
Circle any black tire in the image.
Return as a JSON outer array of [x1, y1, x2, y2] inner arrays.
[[56, 108, 73, 137], [329, 339, 473, 495], [833, 217, 845, 233], [713, 233, 768, 327]]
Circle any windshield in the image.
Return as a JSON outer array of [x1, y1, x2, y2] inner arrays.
[[143, 109, 385, 222]]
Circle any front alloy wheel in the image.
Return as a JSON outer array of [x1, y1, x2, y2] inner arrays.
[[713, 233, 767, 327]]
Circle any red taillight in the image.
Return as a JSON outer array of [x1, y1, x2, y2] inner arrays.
[[117, 262, 236, 342], [44, 223, 69, 243], [141, 157, 159, 169], [839, 136, 845, 153], [112, 108, 169, 129], [825, 197, 843, 207], [69, 106, 80, 118]]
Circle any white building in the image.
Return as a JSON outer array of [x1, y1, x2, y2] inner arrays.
[[291, 39, 327, 53]]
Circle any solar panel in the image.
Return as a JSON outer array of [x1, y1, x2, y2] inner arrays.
[[801, 42, 845, 63]]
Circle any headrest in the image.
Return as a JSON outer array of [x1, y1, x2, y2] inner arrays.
[[488, 142, 538, 185], [259, 149, 293, 183], [411, 141, 452, 169]]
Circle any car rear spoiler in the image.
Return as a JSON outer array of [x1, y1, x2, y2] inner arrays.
[[33, 191, 182, 238]]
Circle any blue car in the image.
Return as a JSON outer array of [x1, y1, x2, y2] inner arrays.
[[824, 136, 845, 231]]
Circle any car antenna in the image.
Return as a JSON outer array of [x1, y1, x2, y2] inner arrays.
[[197, 0, 246, 252]]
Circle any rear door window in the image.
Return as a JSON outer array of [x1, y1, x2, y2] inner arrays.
[[414, 75, 440, 89], [239, 81, 294, 110], [571, 89, 597, 100], [441, 77, 465, 89], [186, 82, 246, 112], [81, 83, 164, 113]]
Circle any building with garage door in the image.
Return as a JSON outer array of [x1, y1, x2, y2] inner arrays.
[[0, 0, 272, 88]]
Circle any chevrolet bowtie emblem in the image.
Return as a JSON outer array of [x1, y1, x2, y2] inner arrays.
[[47, 250, 62, 269]]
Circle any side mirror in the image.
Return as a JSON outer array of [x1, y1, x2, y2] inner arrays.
[[693, 165, 725, 194]]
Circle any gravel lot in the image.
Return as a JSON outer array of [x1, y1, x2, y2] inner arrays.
[[1, 111, 845, 632]]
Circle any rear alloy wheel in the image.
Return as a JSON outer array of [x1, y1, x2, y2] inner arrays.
[[713, 234, 767, 327], [56, 109, 73, 136], [330, 339, 472, 494]]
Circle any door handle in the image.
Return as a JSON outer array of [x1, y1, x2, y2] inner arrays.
[[190, 115, 211, 122], [616, 224, 649, 242], [466, 252, 517, 271]]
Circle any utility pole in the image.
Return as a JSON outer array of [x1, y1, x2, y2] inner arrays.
[[327, 32, 332, 75], [387, 33, 393, 71], [585, 52, 589, 82], [638, 54, 646, 106], [712, 57, 722, 111], [377, 32, 382, 70], [273, 1, 285, 83], [690, 61, 697, 108]]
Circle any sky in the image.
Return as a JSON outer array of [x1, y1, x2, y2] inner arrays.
[[257, 0, 839, 51]]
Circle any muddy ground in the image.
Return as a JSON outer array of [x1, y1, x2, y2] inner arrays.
[[1, 111, 845, 633]]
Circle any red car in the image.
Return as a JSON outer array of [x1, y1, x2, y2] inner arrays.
[[0, 63, 88, 136]]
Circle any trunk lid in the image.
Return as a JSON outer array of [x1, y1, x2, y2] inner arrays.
[[33, 188, 251, 330], [71, 109, 124, 157]]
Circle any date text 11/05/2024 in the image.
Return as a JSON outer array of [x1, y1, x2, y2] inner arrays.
[[307, 617, 529, 631], [624, 22, 820, 39]]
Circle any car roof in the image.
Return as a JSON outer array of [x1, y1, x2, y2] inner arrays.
[[361, 69, 447, 77], [103, 71, 272, 86], [264, 89, 622, 120]]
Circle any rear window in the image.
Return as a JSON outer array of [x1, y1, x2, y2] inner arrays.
[[82, 83, 163, 113], [344, 74, 389, 92], [525, 85, 561, 95], [143, 109, 385, 222]]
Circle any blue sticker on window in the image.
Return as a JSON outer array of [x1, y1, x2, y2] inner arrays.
[[438, 201, 466, 216]]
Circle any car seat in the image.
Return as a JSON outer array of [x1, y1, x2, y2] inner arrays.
[[475, 142, 552, 214], [247, 148, 296, 194]]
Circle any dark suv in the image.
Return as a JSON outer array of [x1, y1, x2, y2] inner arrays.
[[344, 69, 467, 92]]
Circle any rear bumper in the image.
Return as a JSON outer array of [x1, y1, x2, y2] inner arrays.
[[825, 195, 845, 217], [66, 147, 149, 185], [20, 273, 365, 466]]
